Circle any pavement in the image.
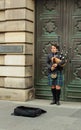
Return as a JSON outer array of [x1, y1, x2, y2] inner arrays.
[[0, 99, 81, 130]]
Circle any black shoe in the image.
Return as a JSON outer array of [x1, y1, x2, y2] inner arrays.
[[56, 101, 60, 105], [50, 101, 56, 105]]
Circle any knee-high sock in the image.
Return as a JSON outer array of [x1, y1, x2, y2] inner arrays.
[[51, 88, 56, 102], [56, 89, 61, 101]]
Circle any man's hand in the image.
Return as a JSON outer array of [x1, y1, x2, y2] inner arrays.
[[51, 64, 57, 71], [52, 63, 57, 68], [51, 66, 55, 71]]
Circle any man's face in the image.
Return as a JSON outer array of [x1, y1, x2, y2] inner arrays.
[[51, 46, 57, 53]]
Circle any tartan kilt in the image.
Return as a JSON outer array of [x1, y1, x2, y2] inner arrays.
[[48, 71, 63, 87]]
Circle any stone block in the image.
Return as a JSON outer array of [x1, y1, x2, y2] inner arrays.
[[5, 32, 25, 42], [5, 9, 34, 21], [5, 0, 26, 8], [26, 87, 35, 101], [0, 33, 5, 42], [0, 0, 5, 9], [0, 55, 5, 65], [5, 55, 25, 65], [5, 21, 34, 32], [26, 21, 34, 32], [6, 21, 25, 31], [25, 66, 33, 77], [25, 44, 34, 54], [4, 55, 33, 65], [26, 0, 34, 10], [25, 55, 33, 65], [0, 22, 5, 32], [0, 66, 32, 77], [26, 9, 34, 21], [0, 77, 4, 87], [5, 77, 33, 89], [26, 32, 34, 43], [0, 11, 5, 21], [0, 87, 35, 101], [5, 9, 25, 20]]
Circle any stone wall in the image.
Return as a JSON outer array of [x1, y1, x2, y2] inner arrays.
[[0, 0, 35, 101]]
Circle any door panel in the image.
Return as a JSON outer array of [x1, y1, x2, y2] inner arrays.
[[35, 0, 81, 101], [65, 0, 81, 101]]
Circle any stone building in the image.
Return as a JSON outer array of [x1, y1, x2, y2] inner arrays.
[[0, 0, 81, 102], [0, 0, 35, 101]]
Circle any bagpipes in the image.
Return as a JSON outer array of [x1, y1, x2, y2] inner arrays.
[[52, 57, 66, 67], [51, 50, 68, 69]]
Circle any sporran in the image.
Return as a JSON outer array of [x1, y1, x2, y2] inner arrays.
[[51, 73, 57, 79]]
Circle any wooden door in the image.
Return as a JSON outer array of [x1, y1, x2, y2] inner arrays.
[[35, 0, 81, 101]]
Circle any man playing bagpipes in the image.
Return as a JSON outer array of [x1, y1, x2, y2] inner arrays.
[[47, 44, 67, 105]]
